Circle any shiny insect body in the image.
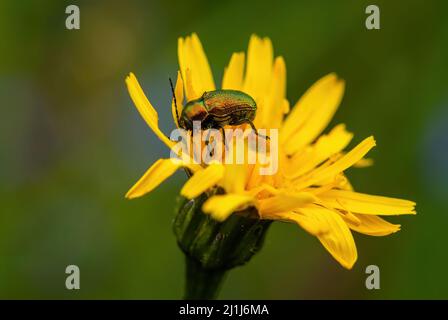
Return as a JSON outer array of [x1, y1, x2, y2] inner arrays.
[[169, 79, 268, 141]]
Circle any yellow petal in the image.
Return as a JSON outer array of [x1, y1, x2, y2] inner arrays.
[[220, 140, 250, 194], [294, 136, 376, 190], [338, 210, 361, 226], [266, 211, 329, 236], [178, 34, 215, 101], [183, 68, 200, 101], [178, 42, 200, 101], [258, 192, 316, 215], [246, 183, 281, 197], [305, 174, 348, 195], [257, 56, 287, 129], [190, 33, 215, 91], [286, 124, 353, 179], [319, 189, 416, 215], [125, 73, 175, 149], [281, 73, 345, 155], [353, 157, 374, 168], [171, 71, 184, 128], [243, 35, 273, 100], [340, 174, 354, 191], [220, 163, 247, 194], [344, 214, 401, 236], [296, 206, 358, 269], [222, 52, 245, 90], [125, 159, 182, 199], [181, 163, 224, 199], [202, 194, 253, 221]]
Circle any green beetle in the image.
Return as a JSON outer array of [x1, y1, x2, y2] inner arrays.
[[170, 79, 268, 141]]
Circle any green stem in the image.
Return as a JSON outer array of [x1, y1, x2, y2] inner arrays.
[[184, 256, 227, 300]]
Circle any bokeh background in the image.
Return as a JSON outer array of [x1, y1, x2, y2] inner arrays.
[[1, 0, 447, 299]]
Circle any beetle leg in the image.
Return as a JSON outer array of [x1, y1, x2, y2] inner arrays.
[[204, 127, 220, 158], [219, 126, 229, 151], [205, 129, 213, 157], [204, 128, 211, 146], [248, 120, 270, 140]]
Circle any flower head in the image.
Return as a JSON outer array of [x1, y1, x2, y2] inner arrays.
[[125, 33, 416, 269]]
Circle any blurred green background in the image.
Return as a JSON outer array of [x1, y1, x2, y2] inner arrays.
[[0, 0, 447, 299]]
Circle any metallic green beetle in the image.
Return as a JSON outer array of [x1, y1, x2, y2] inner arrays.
[[170, 79, 268, 140]]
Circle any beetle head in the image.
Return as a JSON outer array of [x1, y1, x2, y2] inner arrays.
[[181, 101, 208, 131]]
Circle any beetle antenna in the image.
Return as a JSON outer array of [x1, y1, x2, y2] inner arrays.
[[169, 77, 180, 125]]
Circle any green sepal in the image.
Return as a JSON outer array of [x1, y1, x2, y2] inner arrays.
[[173, 192, 271, 299]]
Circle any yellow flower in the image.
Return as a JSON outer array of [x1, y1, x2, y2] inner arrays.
[[125, 33, 416, 269]]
